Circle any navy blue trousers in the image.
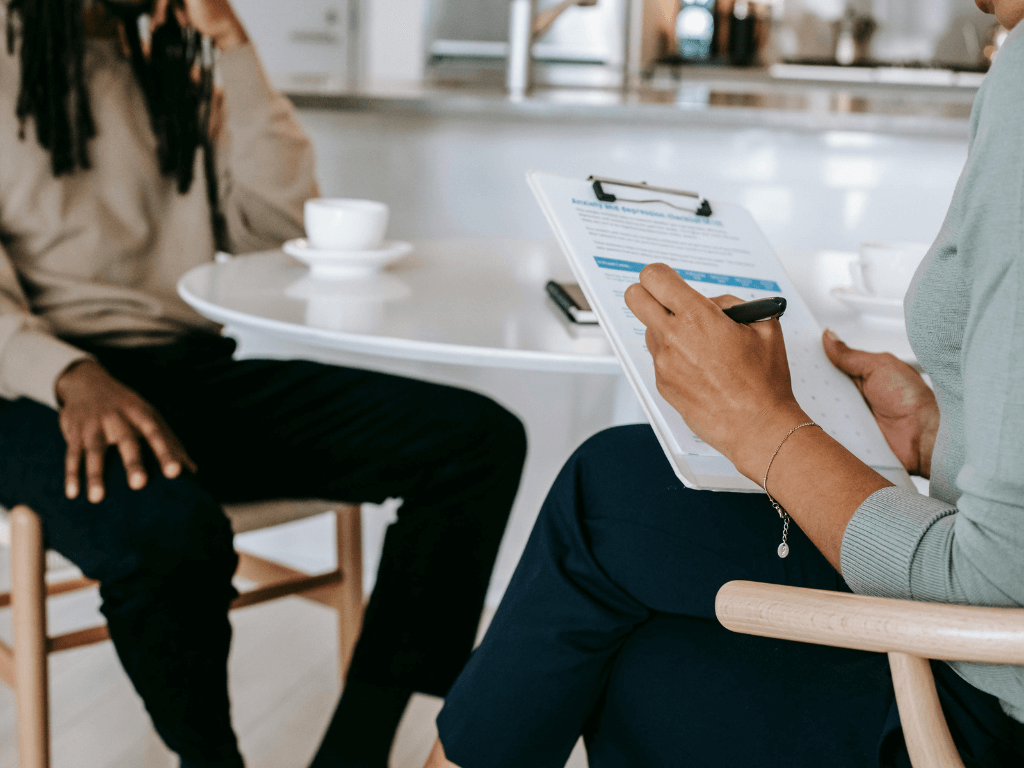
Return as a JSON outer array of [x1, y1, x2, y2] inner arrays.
[[0, 335, 526, 767], [437, 425, 1024, 768]]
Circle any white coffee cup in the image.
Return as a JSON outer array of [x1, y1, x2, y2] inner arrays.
[[304, 198, 389, 251], [849, 242, 929, 301]]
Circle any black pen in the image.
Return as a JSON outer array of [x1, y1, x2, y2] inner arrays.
[[722, 297, 787, 323]]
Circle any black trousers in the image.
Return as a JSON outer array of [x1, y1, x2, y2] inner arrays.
[[0, 335, 526, 767], [437, 425, 1024, 768]]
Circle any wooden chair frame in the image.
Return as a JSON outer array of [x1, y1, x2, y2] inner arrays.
[[1, 502, 364, 768], [716, 580, 1024, 768]]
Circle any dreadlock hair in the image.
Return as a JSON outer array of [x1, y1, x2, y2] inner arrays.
[[6, 0, 228, 246], [6, 0, 96, 175]]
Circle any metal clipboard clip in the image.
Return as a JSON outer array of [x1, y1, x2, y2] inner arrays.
[[588, 176, 713, 217]]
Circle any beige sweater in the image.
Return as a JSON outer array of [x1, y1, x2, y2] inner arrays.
[[0, 15, 318, 409]]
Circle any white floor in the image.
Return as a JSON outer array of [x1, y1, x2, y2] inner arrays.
[[0, 519, 589, 768]]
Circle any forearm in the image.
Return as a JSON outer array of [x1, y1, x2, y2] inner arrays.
[[214, 43, 317, 251], [734, 404, 894, 573], [0, 319, 93, 409]]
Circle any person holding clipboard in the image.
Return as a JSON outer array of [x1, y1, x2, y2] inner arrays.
[[421, 1, 1024, 766]]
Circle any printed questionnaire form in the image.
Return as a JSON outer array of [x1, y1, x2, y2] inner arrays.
[[528, 172, 911, 492]]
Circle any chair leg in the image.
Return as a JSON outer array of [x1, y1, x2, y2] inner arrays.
[[11, 506, 51, 768], [334, 506, 364, 682], [888, 651, 964, 768]]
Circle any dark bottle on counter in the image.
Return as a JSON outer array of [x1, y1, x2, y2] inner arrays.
[[727, 0, 758, 65]]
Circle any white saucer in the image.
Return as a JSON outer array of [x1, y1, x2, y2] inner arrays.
[[830, 286, 905, 330], [283, 238, 413, 278]]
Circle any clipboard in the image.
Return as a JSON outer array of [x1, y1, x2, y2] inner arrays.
[[528, 170, 913, 493], [587, 176, 713, 217]]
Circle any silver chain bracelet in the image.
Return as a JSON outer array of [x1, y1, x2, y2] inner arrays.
[[762, 421, 819, 558]]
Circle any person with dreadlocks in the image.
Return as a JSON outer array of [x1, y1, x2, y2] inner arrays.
[[0, 1, 527, 767]]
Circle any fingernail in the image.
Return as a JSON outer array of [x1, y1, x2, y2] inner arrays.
[[130, 473, 145, 489], [88, 487, 103, 503], [165, 462, 180, 478], [824, 328, 840, 342], [66, 482, 77, 498]]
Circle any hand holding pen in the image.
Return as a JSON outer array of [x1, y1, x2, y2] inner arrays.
[[624, 263, 808, 482]]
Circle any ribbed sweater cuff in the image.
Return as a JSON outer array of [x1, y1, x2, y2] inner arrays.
[[2, 330, 92, 410], [840, 486, 956, 600]]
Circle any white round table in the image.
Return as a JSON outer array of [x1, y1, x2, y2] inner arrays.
[[178, 240, 915, 372], [178, 238, 619, 375]]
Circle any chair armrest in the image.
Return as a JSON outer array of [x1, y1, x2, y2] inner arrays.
[[715, 581, 1024, 664]]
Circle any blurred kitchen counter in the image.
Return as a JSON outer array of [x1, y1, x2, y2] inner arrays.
[[278, 64, 977, 140]]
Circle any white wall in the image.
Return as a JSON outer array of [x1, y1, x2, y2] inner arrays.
[[232, 0, 353, 79]]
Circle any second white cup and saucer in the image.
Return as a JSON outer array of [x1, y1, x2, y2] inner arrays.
[[830, 242, 929, 330], [284, 198, 413, 279]]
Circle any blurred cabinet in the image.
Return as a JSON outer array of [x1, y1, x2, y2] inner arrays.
[[426, 0, 627, 65], [231, 0, 358, 83]]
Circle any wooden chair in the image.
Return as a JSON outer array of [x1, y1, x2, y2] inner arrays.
[[0, 500, 364, 768], [715, 580, 1024, 768]]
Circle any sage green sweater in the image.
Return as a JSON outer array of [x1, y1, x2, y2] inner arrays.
[[840, 22, 1024, 722]]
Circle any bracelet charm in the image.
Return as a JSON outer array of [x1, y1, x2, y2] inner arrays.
[[762, 421, 819, 559]]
